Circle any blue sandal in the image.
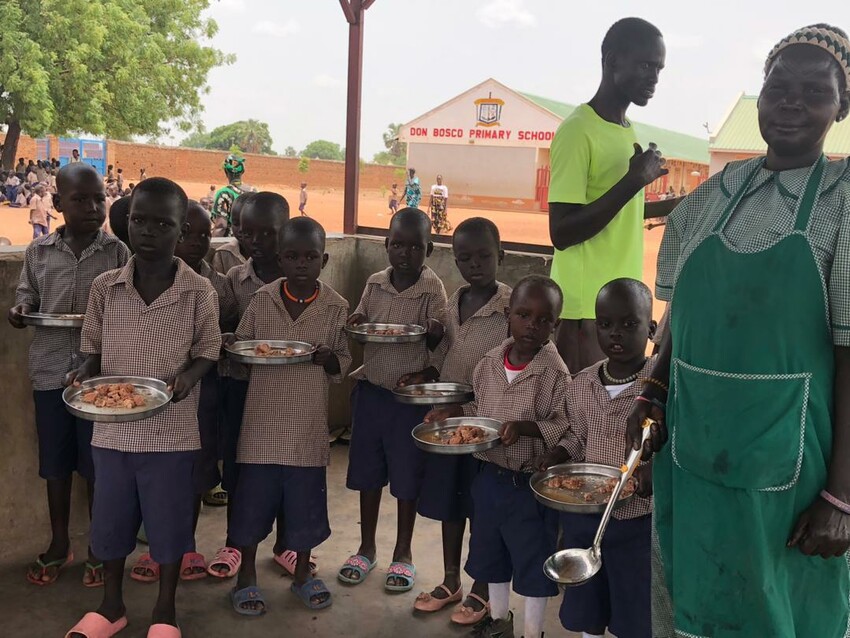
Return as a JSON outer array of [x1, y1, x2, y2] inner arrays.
[[337, 554, 376, 585], [385, 561, 416, 592], [291, 578, 333, 610], [230, 585, 266, 616]]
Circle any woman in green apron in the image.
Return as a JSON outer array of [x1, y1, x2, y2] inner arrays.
[[628, 25, 850, 637]]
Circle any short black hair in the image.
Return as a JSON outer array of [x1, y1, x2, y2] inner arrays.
[[109, 196, 132, 246], [186, 199, 210, 223], [231, 191, 256, 224], [130, 177, 189, 221], [598, 278, 653, 316], [56, 162, 100, 192], [601, 17, 663, 59], [246, 191, 289, 223], [390, 207, 431, 238], [279, 216, 326, 251], [511, 274, 564, 316], [453, 216, 501, 249]]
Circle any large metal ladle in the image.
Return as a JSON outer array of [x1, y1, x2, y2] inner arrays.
[[543, 417, 655, 586]]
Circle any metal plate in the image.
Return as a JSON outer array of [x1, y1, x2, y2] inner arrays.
[[62, 376, 172, 423], [530, 463, 635, 514], [412, 417, 502, 455], [22, 312, 85, 328], [393, 383, 474, 405], [224, 340, 315, 365], [345, 323, 426, 344]]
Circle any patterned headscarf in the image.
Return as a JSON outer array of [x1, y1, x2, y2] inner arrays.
[[765, 24, 850, 88]]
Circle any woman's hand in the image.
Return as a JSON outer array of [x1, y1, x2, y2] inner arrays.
[[788, 498, 850, 558], [625, 397, 667, 461]]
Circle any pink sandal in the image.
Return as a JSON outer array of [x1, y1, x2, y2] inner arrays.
[[179, 552, 207, 581], [414, 584, 463, 612], [64, 612, 128, 638], [273, 549, 318, 577], [146, 624, 180, 637], [450, 593, 490, 626], [129, 553, 160, 583], [206, 547, 241, 578]]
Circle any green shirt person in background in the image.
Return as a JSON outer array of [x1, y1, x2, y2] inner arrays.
[[548, 17, 678, 373]]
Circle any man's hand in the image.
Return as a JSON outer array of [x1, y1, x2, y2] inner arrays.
[[168, 371, 201, 402], [533, 446, 570, 472], [8, 303, 32, 329], [625, 398, 667, 461], [633, 462, 654, 498], [347, 312, 367, 327], [788, 497, 850, 558], [221, 332, 237, 348], [64, 366, 91, 387], [424, 405, 463, 423], [627, 143, 669, 188], [500, 420, 538, 446]]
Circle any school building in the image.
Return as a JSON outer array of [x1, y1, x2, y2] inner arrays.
[[709, 92, 850, 174], [398, 78, 711, 212]]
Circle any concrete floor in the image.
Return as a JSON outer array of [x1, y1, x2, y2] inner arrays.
[[2, 446, 604, 638]]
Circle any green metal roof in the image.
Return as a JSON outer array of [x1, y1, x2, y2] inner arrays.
[[520, 91, 710, 164], [711, 95, 850, 155]]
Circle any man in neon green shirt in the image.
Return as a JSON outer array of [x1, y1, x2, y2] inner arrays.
[[548, 17, 679, 372]]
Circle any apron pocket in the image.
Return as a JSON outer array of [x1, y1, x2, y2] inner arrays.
[[670, 359, 809, 491]]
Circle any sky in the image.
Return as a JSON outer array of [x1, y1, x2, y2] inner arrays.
[[192, 0, 848, 159]]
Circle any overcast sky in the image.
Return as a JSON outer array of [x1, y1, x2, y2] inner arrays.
[[196, 0, 847, 158]]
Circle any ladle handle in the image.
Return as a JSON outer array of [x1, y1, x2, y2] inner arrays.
[[590, 418, 655, 551]]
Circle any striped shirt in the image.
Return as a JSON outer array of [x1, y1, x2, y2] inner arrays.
[[466, 338, 571, 472], [15, 228, 130, 390], [350, 266, 448, 390], [235, 280, 352, 466], [197, 259, 237, 331], [81, 257, 221, 453], [557, 357, 655, 520], [432, 282, 512, 384], [211, 239, 246, 275], [225, 259, 268, 380]]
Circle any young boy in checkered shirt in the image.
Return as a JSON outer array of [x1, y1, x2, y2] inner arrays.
[[426, 275, 571, 638], [224, 216, 351, 614], [208, 191, 291, 579], [8, 163, 130, 589], [64, 178, 221, 638], [211, 191, 253, 275], [398, 217, 510, 624], [340, 207, 447, 592], [537, 278, 656, 638]]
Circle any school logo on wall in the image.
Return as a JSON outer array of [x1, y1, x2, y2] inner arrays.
[[474, 92, 504, 127]]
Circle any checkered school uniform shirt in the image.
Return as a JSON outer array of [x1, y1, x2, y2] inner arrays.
[[198, 259, 237, 331], [81, 257, 222, 453], [432, 282, 512, 384], [557, 357, 655, 520], [235, 280, 352, 466], [15, 228, 130, 390], [211, 239, 246, 275], [350, 266, 448, 390], [657, 158, 850, 346], [225, 259, 267, 380], [465, 338, 571, 472]]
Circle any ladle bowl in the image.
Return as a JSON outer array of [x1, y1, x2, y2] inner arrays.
[[543, 546, 602, 586]]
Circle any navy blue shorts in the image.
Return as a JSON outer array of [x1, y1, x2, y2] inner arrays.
[[33, 389, 94, 481], [222, 378, 249, 492], [193, 369, 221, 494], [229, 464, 330, 552], [465, 462, 559, 598], [558, 512, 651, 638], [90, 448, 195, 565], [418, 454, 479, 522], [346, 381, 428, 501]]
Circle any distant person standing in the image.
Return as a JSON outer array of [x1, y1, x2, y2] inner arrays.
[[548, 17, 678, 373], [299, 181, 308, 216], [404, 168, 421, 208], [28, 185, 53, 239], [69, 149, 81, 164], [139, 167, 147, 181], [428, 175, 451, 233], [388, 183, 399, 216], [15, 158, 26, 174], [116, 168, 124, 192]]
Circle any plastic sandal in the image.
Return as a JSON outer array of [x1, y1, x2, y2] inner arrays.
[[64, 612, 128, 638], [130, 553, 160, 583], [385, 561, 416, 593], [273, 549, 318, 577], [291, 578, 333, 610], [230, 585, 266, 616], [83, 561, 105, 588], [27, 551, 73, 586], [337, 554, 376, 585], [451, 593, 490, 626], [202, 484, 228, 507], [179, 552, 207, 581], [146, 624, 181, 637], [414, 584, 463, 612], [206, 547, 242, 579]]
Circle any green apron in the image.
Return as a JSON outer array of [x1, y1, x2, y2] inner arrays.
[[655, 157, 850, 637]]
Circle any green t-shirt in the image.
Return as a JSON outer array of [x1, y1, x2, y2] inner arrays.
[[548, 104, 645, 319]]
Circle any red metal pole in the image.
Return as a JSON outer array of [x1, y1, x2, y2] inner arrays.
[[342, 0, 364, 235]]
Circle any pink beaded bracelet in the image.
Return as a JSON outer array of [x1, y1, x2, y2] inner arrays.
[[820, 490, 850, 515]]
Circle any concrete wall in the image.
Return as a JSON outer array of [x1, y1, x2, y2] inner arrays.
[[0, 236, 551, 550]]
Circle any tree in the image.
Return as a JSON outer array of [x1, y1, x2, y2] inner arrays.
[[372, 123, 406, 165], [300, 140, 345, 161], [283, 146, 298, 158], [298, 157, 310, 174], [180, 119, 275, 154], [0, 0, 232, 168]]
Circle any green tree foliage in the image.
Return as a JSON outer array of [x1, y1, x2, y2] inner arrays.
[[283, 146, 298, 158], [0, 0, 232, 168], [180, 119, 275, 155], [301, 140, 344, 161], [372, 123, 406, 165], [298, 157, 310, 174]]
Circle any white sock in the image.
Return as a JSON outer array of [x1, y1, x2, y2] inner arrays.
[[488, 582, 511, 621], [583, 633, 604, 638], [523, 596, 548, 638]]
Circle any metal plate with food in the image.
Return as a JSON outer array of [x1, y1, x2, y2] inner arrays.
[[62, 376, 172, 423], [22, 312, 86, 328], [530, 463, 636, 514], [412, 417, 502, 455], [224, 340, 316, 365], [393, 382, 474, 405], [345, 323, 426, 344]]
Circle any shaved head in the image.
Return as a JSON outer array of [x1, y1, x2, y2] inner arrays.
[[56, 162, 101, 192]]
